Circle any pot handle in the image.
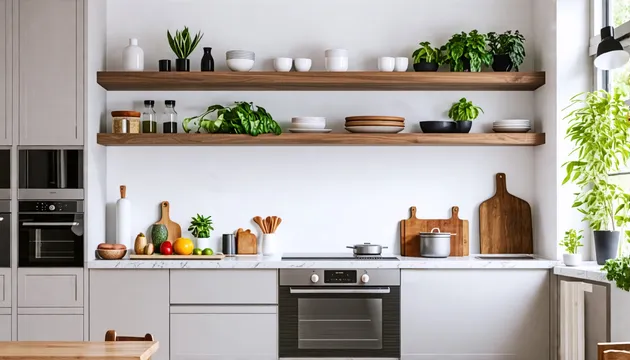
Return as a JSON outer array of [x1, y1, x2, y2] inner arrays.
[[431, 228, 441, 233], [346, 246, 354, 249], [382, 246, 389, 249]]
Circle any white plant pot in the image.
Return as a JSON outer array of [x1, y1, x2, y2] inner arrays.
[[563, 253, 582, 267], [262, 234, 281, 256], [195, 237, 219, 252]]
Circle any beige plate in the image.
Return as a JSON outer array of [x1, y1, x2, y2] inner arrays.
[[346, 116, 405, 121], [346, 121, 405, 127]]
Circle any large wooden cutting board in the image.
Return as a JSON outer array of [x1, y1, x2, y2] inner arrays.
[[154, 201, 181, 244], [130, 254, 225, 260], [479, 173, 533, 254], [400, 206, 469, 257]]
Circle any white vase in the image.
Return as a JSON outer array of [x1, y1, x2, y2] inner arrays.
[[563, 253, 582, 267], [122, 38, 144, 71], [262, 234, 281, 256]]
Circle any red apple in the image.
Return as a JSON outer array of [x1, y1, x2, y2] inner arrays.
[[160, 241, 173, 255]]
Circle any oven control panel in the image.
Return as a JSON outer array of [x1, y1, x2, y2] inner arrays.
[[19, 201, 83, 213], [324, 270, 357, 284], [279, 269, 400, 286]]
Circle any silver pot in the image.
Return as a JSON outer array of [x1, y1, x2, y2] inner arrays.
[[419, 228, 452, 258], [347, 243, 388, 255]]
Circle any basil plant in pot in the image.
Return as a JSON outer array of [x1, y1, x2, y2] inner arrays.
[[448, 97, 483, 133], [563, 90, 630, 265], [442, 30, 492, 72], [560, 229, 583, 266], [486, 30, 526, 72], [188, 214, 214, 251], [167, 27, 204, 71], [412, 41, 444, 72]]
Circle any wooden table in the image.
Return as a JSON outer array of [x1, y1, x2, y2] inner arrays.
[[0, 341, 159, 360]]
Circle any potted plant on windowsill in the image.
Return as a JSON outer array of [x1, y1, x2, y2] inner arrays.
[[487, 30, 526, 72], [560, 229, 583, 266], [412, 41, 444, 72], [563, 90, 630, 265], [167, 27, 204, 71], [442, 30, 492, 72], [188, 214, 214, 250], [447, 97, 483, 133]]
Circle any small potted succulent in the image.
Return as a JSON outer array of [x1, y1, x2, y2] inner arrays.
[[442, 30, 492, 72], [412, 41, 444, 71], [487, 30, 526, 72], [560, 229, 583, 266], [188, 214, 214, 250], [448, 97, 483, 133], [167, 27, 204, 71]]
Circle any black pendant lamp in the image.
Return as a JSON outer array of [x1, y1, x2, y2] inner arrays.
[[595, 26, 630, 70]]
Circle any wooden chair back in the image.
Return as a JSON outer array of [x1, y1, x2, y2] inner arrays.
[[105, 330, 154, 342], [599, 342, 630, 360]]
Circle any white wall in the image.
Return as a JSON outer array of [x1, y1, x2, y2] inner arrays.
[[101, 0, 539, 255]]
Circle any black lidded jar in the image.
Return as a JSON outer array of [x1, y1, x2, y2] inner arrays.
[[162, 100, 178, 134]]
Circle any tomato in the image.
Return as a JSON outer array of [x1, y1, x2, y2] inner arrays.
[[160, 241, 173, 255], [173, 238, 194, 255]]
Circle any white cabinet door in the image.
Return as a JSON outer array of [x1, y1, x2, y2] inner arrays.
[[17, 314, 83, 341], [0, 314, 10, 340], [0, 0, 11, 145], [401, 270, 550, 360], [16, 0, 83, 145], [170, 306, 278, 360], [90, 270, 169, 360], [18, 268, 83, 307]]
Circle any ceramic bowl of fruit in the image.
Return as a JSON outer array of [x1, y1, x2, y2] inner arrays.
[[96, 243, 127, 260]]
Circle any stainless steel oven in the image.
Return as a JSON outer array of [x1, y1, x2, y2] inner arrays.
[[0, 150, 9, 199], [18, 200, 84, 267], [0, 201, 10, 267], [279, 269, 400, 359], [18, 150, 83, 199]]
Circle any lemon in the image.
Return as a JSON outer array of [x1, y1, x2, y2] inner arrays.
[[193, 248, 202, 256], [202, 248, 214, 256]]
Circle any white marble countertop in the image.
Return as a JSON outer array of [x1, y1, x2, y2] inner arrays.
[[554, 262, 609, 283], [87, 255, 559, 269]]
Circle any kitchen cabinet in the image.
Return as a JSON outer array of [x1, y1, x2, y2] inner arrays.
[[170, 305, 278, 360], [0, 0, 11, 145], [170, 270, 277, 304], [0, 268, 11, 307], [90, 270, 169, 360], [16, 0, 84, 146], [17, 314, 83, 341], [0, 314, 10, 340], [18, 268, 83, 308], [401, 269, 550, 360]]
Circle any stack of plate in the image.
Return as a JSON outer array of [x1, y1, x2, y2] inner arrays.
[[493, 119, 531, 133], [345, 116, 405, 133], [289, 117, 332, 133]]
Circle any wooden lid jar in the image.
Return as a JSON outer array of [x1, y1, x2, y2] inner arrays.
[[111, 111, 141, 134]]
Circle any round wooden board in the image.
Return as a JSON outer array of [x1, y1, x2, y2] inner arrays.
[[345, 121, 405, 127], [345, 116, 405, 121]]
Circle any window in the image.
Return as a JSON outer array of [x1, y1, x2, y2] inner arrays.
[[594, 0, 630, 92]]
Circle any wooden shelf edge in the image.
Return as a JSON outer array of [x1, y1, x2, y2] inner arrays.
[[97, 133, 546, 146]]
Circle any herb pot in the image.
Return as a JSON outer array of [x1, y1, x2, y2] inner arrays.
[[413, 60, 439, 72], [450, 57, 471, 72], [346, 243, 388, 255], [454, 121, 472, 133], [492, 54, 513, 72], [594, 230, 619, 265], [419, 228, 452, 258], [196, 237, 212, 250], [201, 47, 215, 71], [175, 58, 190, 72], [563, 253, 582, 267]]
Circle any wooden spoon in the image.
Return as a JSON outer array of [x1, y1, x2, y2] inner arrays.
[[253, 216, 266, 233], [276, 217, 282, 231], [266, 217, 273, 234]]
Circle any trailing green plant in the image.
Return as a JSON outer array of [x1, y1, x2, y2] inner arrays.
[[441, 30, 492, 72], [447, 97, 483, 121], [560, 229, 583, 254], [183, 102, 282, 136], [562, 90, 630, 232], [188, 214, 214, 238], [412, 41, 444, 65], [487, 30, 526, 71], [603, 256, 630, 291], [167, 27, 204, 59]]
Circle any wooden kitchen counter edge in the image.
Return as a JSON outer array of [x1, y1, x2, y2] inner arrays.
[[0, 341, 159, 360]]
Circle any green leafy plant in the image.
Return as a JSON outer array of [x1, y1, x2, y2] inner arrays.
[[167, 27, 204, 59], [603, 256, 630, 291], [487, 30, 526, 71], [412, 41, 444, 65], [560, 229, 584, 254], [448, 98, 483, 121], [188, 214, 214, 238], [442, 30, 492, 72], [183, 102, 282, 136], [562, 90, 630, 232]]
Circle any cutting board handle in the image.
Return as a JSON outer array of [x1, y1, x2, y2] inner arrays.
[[495, 173, 507, 195], [409, 206, 418, 219], [451, 206, 460, 219], [160, 201, 170, 221], [120, 185, 126, 199]]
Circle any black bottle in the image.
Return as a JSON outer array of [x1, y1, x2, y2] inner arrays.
[[201, 47, 215, 72]]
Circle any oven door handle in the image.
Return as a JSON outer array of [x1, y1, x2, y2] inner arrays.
[[289, 287, 390, 294], [22, 222, 80, 227]]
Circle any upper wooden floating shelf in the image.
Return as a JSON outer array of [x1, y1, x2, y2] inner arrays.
[[96, 71, 546, 91], [97, 133, 546, 146]]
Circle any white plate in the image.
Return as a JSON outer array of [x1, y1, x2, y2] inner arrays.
[[493, 128, 531, 133], [493, 126, 532, 129], [345, 126, 404, 134], [288, 128, 333, 133]]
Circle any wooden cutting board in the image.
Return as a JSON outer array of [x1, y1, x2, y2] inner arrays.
[[345, 121, 405, 127], [479, 173, 533, 254], [400, 206, 469, 257], [130, 254, 225, 260], [236, 228, 257, 255], [154, 201, 181, 244]]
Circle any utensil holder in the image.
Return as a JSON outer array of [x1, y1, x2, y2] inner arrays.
[[262, 234, 280, 256]]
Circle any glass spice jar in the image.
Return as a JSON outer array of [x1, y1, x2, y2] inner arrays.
[[111, 111, 141, 134], [162, 100, 178, 133], [142, 100, 157, 133]]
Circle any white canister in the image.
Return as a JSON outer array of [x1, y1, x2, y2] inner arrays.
[[262, 234, 281, 256], [115, 185, 131, 249], [122, 38, 144, 71], [325, 57, 348, 72]]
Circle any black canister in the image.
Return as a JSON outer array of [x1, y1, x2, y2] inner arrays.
[[158, 59, 171, 72], [222, 234, 236, 256]]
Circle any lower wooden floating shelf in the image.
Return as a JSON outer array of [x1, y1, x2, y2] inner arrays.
[[97, 133, 545, 146]]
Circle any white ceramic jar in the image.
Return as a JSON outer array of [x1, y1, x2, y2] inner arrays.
[[122, 38, 144, 71], [325, 49, 348, 72], [378, 57, 395, 72], [262, 234, 281, 256]]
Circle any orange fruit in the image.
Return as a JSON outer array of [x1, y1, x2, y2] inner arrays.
[[173, 238, 194, 255]]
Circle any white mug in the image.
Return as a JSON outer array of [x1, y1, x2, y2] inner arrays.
[[273, 57, 293, 72], [294, 58, 312, 72], [378, 57, 396, 72], [395, 57, 409, 72]]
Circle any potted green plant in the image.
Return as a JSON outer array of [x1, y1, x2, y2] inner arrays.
[[563, 90, 630, 265], [412, 41, 444, 72], [442, 30, 492, 72], [447, 97, 483, 133], [183, 101, 282, 136], [486, 30, 526, 72], [560, 229, 584, 266], [167, 27, 204, 72], [603, 256, 630, 291], [188, 214, 214, 250]]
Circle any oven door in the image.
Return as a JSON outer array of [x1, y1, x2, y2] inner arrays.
[[18, 214, 84, 267], [0, 213, 9, 267], [279, 286, 400, 359]]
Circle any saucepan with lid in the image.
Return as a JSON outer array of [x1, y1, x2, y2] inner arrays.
[[419, 228, 454, 258], [346, 243, 388, 255]]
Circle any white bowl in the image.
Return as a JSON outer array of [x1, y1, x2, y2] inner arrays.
[[227, 59, 254, 72], [294, 58, 312, 72], [290, 122, 326, 129], [291, 116, 326, 123], [325, 49, 348, 57], [325, 57, 348, 72], [274, 57, 293, 72]]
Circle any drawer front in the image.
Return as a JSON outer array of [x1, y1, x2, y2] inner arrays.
[[170, 270, 277, 304], [18, 314, 83, 341], [18, 268, 83, 307], [0, 268, 10, 307]]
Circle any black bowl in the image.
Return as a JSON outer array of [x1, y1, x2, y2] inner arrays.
[[413, 61, 439, 72], [419, 121, 456, 133], [454, 121, 472, 133]]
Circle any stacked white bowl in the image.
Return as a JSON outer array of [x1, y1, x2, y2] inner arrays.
[[325, 49, 348, 72], [226, 50, 255, 72], [493, 119, 531, 133], [289, 117, 331, 133]]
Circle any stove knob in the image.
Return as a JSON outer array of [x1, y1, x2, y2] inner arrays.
[[48, 205, 56, 211], [361, 274, 370, 283], [310, 274, 319, 283]]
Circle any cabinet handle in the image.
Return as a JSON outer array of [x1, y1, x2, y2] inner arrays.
[[289, 287, 390, 294]]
